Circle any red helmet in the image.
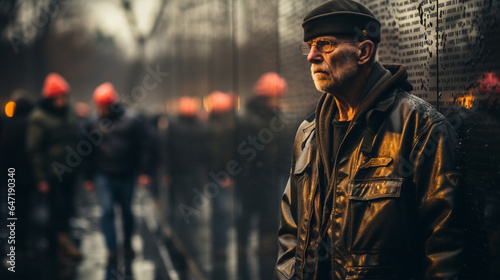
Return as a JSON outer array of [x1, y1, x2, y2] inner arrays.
[[93, 82, 119, 106], [253, 72, 287, 97], [208, 91, 233, 113], [42, 73, 70, 98]]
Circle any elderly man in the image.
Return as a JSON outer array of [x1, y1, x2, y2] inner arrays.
[[275, 1, 464, 279]]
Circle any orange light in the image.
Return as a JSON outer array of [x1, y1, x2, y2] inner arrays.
[[462, 95, 474, 109], [5, 101, 15, 117], [456, 91, 475, 109]]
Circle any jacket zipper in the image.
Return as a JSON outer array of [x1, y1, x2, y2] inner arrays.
[[328, 121, 359, 279]]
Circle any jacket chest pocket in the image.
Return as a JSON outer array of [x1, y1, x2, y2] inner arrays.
[[352, 155, 394, 179], [347, 178, 406, 253]]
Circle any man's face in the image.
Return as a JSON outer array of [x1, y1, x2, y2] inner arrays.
[[97, 105, 110, 117], [52, 95, 68, 109], [265, 96, 280, 110], [306, 36, 359, 93]]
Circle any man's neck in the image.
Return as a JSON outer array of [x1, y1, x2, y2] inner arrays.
[[333, 97, 356, 121]]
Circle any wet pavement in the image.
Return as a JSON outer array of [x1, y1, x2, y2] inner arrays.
[[73, 187, 176, 280], [1, 184, 265, 280]]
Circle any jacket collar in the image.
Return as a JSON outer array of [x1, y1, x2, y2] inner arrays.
[[352, 63, 411, 124], [363, 63, 412, 125], [38, 97, 68, 116]]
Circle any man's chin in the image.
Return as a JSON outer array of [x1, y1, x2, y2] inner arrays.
[[313, 81, 333, 93], [315, 85, 329, 93]]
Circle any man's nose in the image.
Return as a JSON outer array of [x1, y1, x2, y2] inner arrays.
[[307, 46, 323, 64]]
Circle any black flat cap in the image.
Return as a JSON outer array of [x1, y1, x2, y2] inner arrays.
[[302, 0, 381, 43]]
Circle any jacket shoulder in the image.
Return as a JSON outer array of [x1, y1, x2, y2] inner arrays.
[[295, 112, 315, 143], [394, 89, 446, 124], [27, 107, 50, 124], [391, 89, 457, 145], [292, 112, 316, 160], [28, 107, 44, 119]]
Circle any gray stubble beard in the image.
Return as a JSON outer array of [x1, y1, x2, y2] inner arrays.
[[311, 59, 359, 94]]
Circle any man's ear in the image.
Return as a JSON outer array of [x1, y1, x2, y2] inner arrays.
[[357, 40, 375, 65]]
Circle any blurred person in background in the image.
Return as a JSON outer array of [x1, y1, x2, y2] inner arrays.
[[26, 73, 82, 261], [75, 102, 91, 131], [0, 90, 35, 271], [164, 96, 207, 256], [74, 102, 91, 210], [236, 72, 290, 280], [84, 82, 151, 262], [206, 91, 236, 280]]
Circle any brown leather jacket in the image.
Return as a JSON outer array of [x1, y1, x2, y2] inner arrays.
[[275, 64, 464, 280]]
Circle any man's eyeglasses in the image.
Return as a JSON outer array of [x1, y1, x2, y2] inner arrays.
[[299, 39, 356, 55]]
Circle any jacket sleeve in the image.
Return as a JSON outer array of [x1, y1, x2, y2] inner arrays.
[[275, 175, 298, 280], [412, 120, 464, 279], [26, 114, 48, 182]]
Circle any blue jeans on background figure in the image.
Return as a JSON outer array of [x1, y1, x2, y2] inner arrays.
[[95, 172, 135, 253]]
